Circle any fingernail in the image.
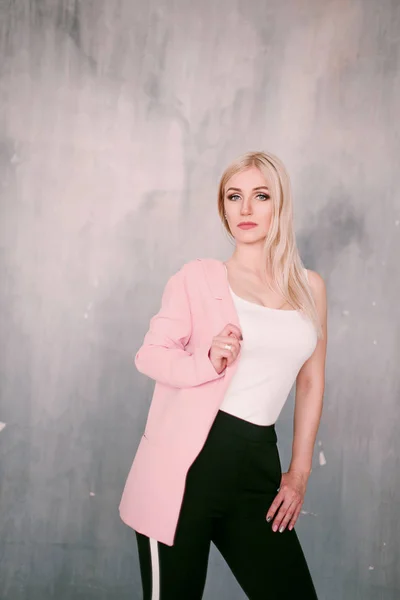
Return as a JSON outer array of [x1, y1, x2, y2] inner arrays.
[[279, 526, 284, 533], [288, 525, 293, 531], [266, 516, 271, 522], [272, 525, 278, 532]]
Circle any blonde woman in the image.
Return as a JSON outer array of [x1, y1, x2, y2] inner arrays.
[[119, 151, 327, 599]]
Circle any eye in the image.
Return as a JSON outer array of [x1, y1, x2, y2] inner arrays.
[[227, 193, 240, 201], [257, 193, 270, 201]]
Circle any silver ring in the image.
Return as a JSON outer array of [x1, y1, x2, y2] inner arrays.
[[224, 343, 232, 351]]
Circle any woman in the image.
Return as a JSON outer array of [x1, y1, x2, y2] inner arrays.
[[119, 151, 327, 599]]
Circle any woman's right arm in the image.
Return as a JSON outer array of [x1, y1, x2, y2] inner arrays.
[[134, 267, 226, 388]]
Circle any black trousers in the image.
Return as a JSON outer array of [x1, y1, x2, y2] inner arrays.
[[135, 409, 318, 599]]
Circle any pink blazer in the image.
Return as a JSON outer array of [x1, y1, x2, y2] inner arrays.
[[119, 258, 244, 546]]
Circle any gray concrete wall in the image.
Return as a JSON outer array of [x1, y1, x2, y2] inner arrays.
[[0, 0, 399, 598]]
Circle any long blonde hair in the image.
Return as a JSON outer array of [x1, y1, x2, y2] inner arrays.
[[218, 151, 323, 339]]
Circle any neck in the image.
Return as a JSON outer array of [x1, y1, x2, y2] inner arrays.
[[229, 243, 270, 278]]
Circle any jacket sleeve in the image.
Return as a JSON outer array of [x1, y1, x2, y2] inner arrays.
[[134, 266, 226, 388]]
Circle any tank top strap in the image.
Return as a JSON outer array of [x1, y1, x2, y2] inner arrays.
[[303, 267, 309, 282]]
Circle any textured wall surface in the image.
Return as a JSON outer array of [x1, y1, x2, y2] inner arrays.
[[0, 1, 399, 598]]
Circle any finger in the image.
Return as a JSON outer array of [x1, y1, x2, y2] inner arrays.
[[214, 336, 241, 348], [271, 499, 296, 532], [276, 500, 298, 533], [288, 504, 302, 531], [226, 352, 239, 366], [213, 342, 239, 358], [213, 339, 241, 358], [266, 490, 285, 522], [215, 339, 241, 358], [221, 323, 243, 340], [213, 348, 234, 361]]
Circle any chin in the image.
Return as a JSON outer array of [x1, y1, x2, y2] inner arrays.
[[237, 235, 266, 244]]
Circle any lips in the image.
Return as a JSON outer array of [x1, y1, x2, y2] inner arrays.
[[237, 222, 257, 229]]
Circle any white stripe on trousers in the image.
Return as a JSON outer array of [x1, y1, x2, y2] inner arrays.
[[149, 537, 160, 600]]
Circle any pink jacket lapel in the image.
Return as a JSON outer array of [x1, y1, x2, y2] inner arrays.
[[197, 257, 242, 338]]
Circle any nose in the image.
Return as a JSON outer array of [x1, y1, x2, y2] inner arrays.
[[240, 198, 252, 215]]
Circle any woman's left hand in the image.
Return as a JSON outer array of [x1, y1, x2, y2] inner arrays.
[[266, 470, 309, 533]]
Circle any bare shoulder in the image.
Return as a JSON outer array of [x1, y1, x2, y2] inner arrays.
[[306, 269, 325, 290], [305, 269, 327, 309]]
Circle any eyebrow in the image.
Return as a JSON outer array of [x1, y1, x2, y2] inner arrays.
[[226, 186, 269, 192]]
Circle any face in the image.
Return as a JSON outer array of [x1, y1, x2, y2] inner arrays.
[[224, 166, 273, 243]]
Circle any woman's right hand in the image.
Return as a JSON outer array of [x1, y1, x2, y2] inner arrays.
[[208, 324, 243, 374]]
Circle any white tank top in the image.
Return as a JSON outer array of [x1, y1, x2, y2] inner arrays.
[[219, 269, 318, 426]]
